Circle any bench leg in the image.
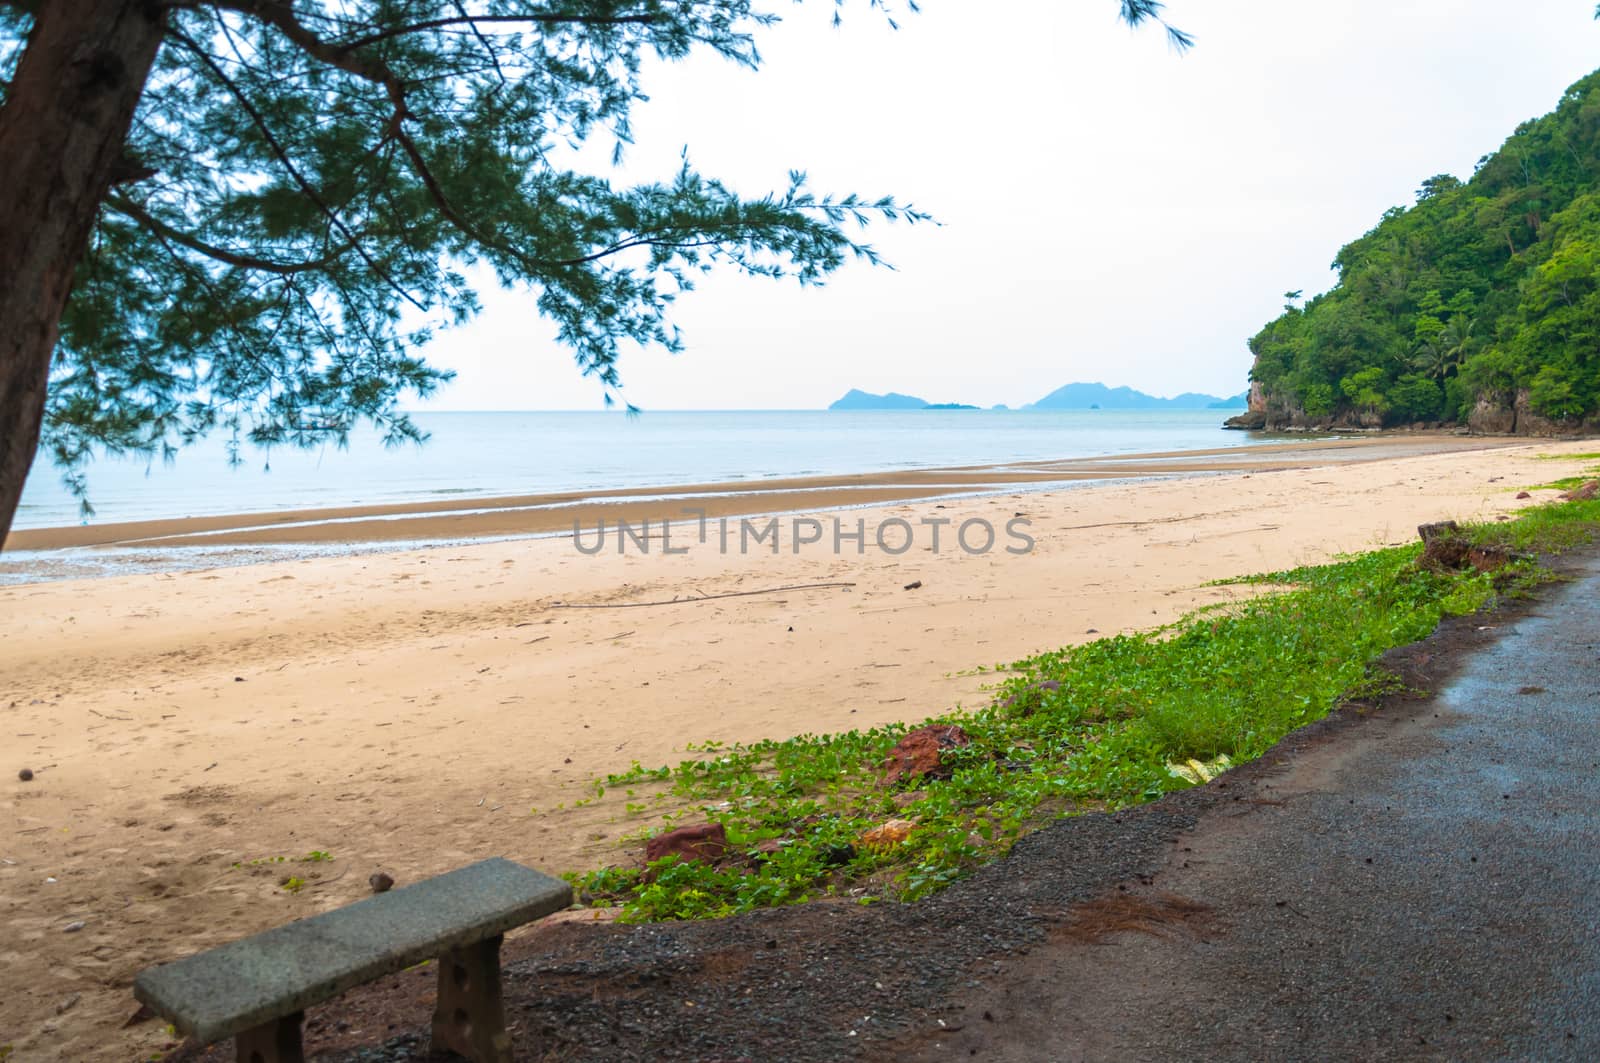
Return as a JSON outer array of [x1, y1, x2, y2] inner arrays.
[[234, 1011, 304, 1063], [431, 935, 512, 1063]]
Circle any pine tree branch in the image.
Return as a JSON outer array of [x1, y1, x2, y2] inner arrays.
[[196, 1, 661, 75], [187, 1, 665, 55], [448, 0, 510, 87], [183, 2, 831, 277], [168, 26, 429, 311], [186, 1, 544, 271], [105, 193, 352, 274], [332, 10, 665, 53]]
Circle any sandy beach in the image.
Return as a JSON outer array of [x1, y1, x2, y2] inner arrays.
[[2, 434, 1597, 1061], [0, 438, 1445, 555]]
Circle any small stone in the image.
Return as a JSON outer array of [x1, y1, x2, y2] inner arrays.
[[1516, 491, 1532, 499], [62, 921, 86, 933], [18, 768, 33, 782], [859, 819, 915, 850], [903, 580, 923, 591], [881, 724, 972, 786], [368, 871, 395, 894]]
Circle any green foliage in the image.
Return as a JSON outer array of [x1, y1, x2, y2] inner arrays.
[[1471, 494, 1600, 551], [1340, 365, 1390, 413], [1248, 68, 1600, 426], [576, 500, 1599, 921], [1301, 381, 1336, 418], [1389, 372, 1444, 420], [233, 854, 292, 867]]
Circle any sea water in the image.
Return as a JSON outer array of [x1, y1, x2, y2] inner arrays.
[[14, 408, 1257, 530]]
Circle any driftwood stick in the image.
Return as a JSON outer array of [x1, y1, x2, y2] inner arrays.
[[548, 582, 857, 610], [1059, 512, 1216, 532]]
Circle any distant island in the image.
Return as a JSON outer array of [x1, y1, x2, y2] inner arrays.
[[827, 389, 937, 410], [1028, 382, 1246, 410], [828, 384, 1247, 411]]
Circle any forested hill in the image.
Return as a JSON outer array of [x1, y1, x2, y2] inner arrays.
[[1243, 69, 1600, 434]]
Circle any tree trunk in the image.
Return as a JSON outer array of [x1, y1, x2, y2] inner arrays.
[[0, 0, 165, 546]]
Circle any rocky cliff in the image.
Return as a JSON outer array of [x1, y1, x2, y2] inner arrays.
[[1228, 380, 1600, 436]]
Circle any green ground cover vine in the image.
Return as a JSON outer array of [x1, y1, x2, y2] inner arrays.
[[572, 499, 1600, 922]]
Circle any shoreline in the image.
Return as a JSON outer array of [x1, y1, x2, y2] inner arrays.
[[3, 436, 1597, 1061], [3, 435, 1509, 558]]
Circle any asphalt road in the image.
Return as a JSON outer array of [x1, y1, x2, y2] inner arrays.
[[901, 555, 1600, 1062]]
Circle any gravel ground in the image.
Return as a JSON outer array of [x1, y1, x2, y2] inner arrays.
[[175, 551, 1600, 1063]]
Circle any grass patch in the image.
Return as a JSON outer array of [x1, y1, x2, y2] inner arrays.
[[573, 500, 1600, 921], [1529, 458, 1599, 492], [1532, 474, 1595, 491], [1470, 498, 1600, 552]]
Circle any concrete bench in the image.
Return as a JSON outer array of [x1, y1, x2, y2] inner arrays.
[[133, 857, 571, 1063]]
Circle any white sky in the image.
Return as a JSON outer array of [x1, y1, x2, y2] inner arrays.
[[415, 0, 1600, 411]]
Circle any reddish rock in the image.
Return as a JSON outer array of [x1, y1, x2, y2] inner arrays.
[[859, 819, 915, 850], [645, 822, 729, 868], [881, 724, 971, 787], [1561, 479, 1599, 501], [1516, 491, 1533, 500]]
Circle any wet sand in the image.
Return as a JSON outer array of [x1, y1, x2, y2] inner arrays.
[[2, 437, 1490, 554]]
